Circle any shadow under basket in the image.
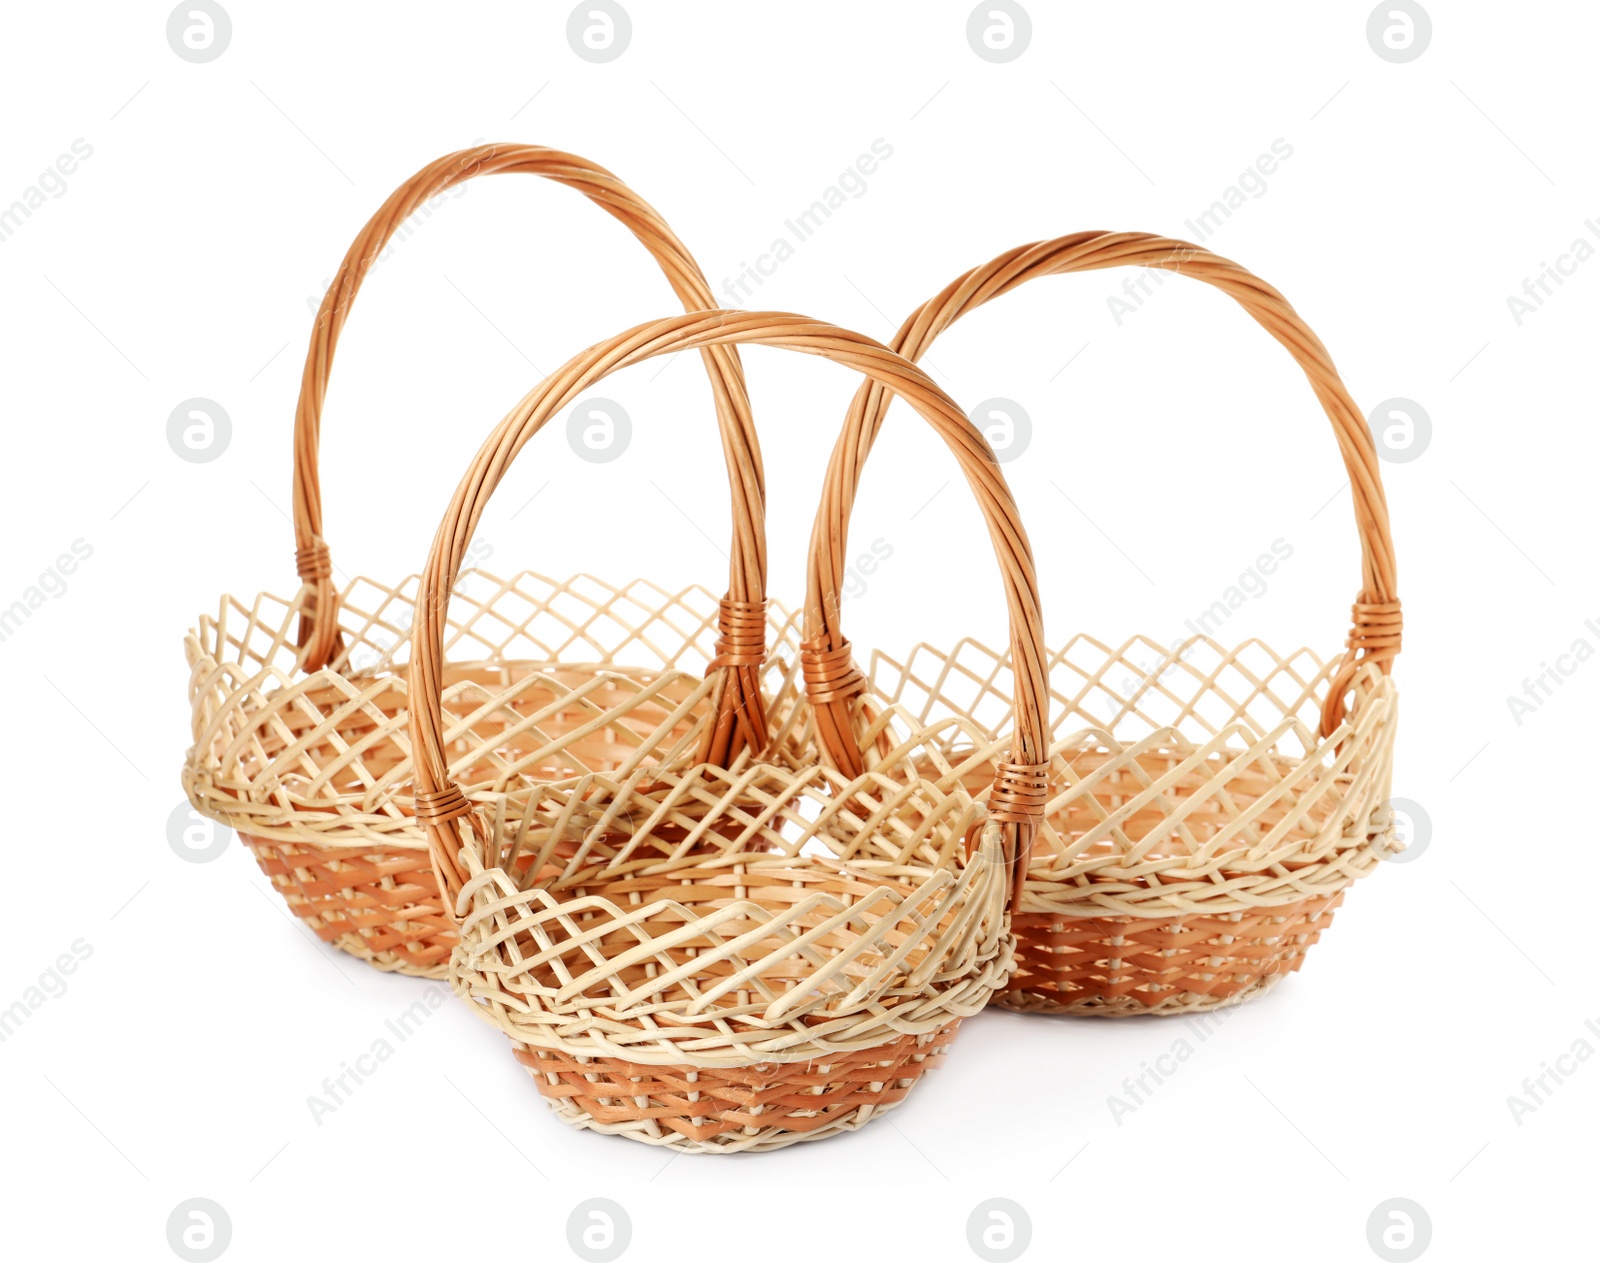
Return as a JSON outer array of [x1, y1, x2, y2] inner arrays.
[[184, 570, 805, 977], [869, 633, 1400, 1016]]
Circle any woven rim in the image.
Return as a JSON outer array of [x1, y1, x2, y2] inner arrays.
[[183, 570, 810, 849], [289, 144, 768, 771], [408, 310, 1051, 914], [805, 231, 1399, 738]]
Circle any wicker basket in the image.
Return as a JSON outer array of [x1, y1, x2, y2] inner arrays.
[[182, 144, 785, 977], [411, 310, 1051, 1153], [824, 232, 1402, 1014]]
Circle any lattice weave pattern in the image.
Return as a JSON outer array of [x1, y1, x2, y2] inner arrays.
[[181, 142, 783, 977], [871, 634, 1399, 1014], [802, 230, 1403, 1016], [447, 762, 1012, 1151], [183, 571, 803, 975], [409, 313, 1050, 1152]]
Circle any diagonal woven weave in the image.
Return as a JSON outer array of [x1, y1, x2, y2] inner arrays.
[[870, 634, 1393, 1012], [410, 310, 1051, 1153], [180, 144, 777, 976], [185, 571, 805, 973], [806, 232, 1403, 1014]]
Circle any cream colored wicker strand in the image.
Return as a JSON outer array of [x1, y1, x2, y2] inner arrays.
[[826, 232, 1401, 1014], [183, 145, 778, 980], [406, 311, 1048, 1152], [816, 231, 1397, 735], [289, 143, 767, 763], [412, 309, 1049, 905]]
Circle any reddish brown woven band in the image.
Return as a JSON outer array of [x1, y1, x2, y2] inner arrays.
[[414, 783, 470, 823], [800, 638, 866, 703], [1347, 598, 1402, 669], [295, 540, 333, 581], [707, 597, 768, 671], [986, 761, 1051, 827]]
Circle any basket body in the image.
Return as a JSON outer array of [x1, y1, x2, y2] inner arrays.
[[513, 1025, 961, 1151], [400, 312, 1056, 1154], [870, 633, 1399, 1015], [444, 743, 1014, 1153], [183, 570, 804, 976]]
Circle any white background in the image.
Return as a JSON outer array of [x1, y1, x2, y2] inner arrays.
[[0, 2, 1593, 1259]]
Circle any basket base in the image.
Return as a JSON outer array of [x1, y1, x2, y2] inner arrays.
[[511, 1024, 960, 1154], [997, 891, 1344, 1016], [242, 834, 453, 978]]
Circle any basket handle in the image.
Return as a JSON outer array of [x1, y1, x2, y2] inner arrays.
[[290, 144, 766, 720], [409, 311, 1049, 914], [805, 231, 1398, 738]]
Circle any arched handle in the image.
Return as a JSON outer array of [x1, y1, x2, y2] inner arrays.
[[409, 311, 1049, 914], [291, 143, 767, 747], [805, 231, 1398, 737]]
